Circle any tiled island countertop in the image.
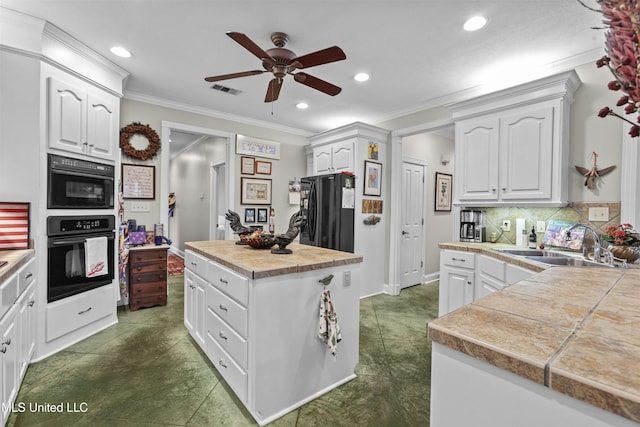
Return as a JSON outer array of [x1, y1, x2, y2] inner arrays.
[[429, 243, 640, 423]]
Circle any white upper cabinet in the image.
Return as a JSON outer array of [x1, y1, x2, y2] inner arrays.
[[47, 77, 119, 162], [450, 71, 581, 207], [312, 140, 354, 175]]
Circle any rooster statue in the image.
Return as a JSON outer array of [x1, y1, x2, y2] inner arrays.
[[271, 210, 306, 254], [225, 210, 253, 244]]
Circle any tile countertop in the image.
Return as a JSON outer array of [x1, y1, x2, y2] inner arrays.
[[184, 240, 363, 279], [430, 242, 640, 423], [0, 249, 35, 283]]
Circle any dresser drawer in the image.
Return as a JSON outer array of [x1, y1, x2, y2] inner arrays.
[[207, 308, 248, 369], [442, 250, 475, 269], [130, 261, 166, 274], [185, 250, 208, 278], [209, 262, 249, 306], [130, 249, 167, 263], [131, 270, 167, 285], [478, 255, 505, 282], [130, 293, 167, 310], [130, 281, 167, 296], [46, 285, 114, 341], [207, 284, 248, 338], [206, 331, 247, 403]]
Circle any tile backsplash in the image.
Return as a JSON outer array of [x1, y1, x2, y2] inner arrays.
[[479, 202, 621, 245]]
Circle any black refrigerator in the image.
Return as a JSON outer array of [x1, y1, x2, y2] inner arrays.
[[299, 173, 355, 253]]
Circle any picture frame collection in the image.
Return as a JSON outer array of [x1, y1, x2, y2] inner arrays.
[[237, 136, 278, 225]]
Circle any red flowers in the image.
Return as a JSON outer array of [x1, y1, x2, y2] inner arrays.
[[603, 223, 640, 246]]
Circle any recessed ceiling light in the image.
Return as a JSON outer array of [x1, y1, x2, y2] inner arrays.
[[354, 73, 369, 82], [296, 102, 309, 109], [463, 16, 487, 32], [110, 46, 132, 58]]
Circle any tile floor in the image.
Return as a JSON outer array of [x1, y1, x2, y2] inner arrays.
[[7, 275, 439, 426]]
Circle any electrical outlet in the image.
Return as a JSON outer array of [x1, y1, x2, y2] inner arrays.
[[588, 207, 609, 222], [501, 220, 511, 232], [130, 202, 150, 212], [536, 221, 546, 233], [343, 270, 351, 286]]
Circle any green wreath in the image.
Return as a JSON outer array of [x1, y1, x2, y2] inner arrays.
[[119, 122, 160, 160]]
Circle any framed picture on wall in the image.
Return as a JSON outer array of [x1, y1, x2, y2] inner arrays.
[[245, 208, 256, 223], [257, 208, 268, 223], [241, 177, 272, 205], [255, 160, 272, 175], [363, 160, 382, 196], [241, 156, 255, 174], [122, 164, 155, 199], [435, 172, 452, 211]]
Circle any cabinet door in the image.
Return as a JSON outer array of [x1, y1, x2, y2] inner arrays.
[[476, 273, 505, 300], [48, 77, 88, 155], [86, 92, 118, 161], [313, 146, 333, 175], [1, 306, 18, 425], [499, 106, 554, 200], [195, 275, 206, 348], [184, 270, 196, 334], [455, 117, 500, 201], [439, 266, 474, 316], [331, 141, 354, 173], [17, 283, 36, 381]]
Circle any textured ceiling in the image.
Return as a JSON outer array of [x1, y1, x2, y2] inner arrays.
[[2, 1, 605, 136]]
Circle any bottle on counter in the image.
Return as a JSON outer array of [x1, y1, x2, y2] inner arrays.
[[529, 227, 537, 249]]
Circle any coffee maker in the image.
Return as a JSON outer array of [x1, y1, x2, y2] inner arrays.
[[460, 209, 485, 242]]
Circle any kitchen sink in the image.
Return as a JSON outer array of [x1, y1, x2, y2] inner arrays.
[[524, 256, 611, 268], [498, 249, 576, 257]]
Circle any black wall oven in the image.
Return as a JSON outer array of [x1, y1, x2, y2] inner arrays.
[[47, 215, 115, 303], [47, 154, 115, 209]]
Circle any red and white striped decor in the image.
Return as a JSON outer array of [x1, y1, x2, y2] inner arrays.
[[0, 202, 30, 250]]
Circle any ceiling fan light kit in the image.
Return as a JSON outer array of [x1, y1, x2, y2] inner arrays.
[[205, 31, 346, 103]]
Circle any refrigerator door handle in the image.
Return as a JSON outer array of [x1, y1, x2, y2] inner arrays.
[[308, 181, 317, 241]]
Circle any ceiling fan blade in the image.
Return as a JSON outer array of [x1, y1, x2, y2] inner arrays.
[[264, 78, 283, 103], [291, 46, 346, 69], [204, 70, 265, 82], [293, 72, 342, 96], [226, 31, 275, 66]]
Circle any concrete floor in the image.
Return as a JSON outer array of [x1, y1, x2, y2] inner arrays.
[[7, 275, 438, 426]]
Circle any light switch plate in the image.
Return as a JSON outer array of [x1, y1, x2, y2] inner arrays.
[[536, 221, 546, 233], [130, 202, 150, 212], [588, 207, 609, 222]]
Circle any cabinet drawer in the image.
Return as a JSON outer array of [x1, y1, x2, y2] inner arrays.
[[130, 249, 167, 264], [209, 262, 248, 306], [0, 273, 18, 319], [442, 250, 475, 269], [17, 258, 36, 295], [46, 285, 113, 341], [478, 255, 505, 282], [206, 331, 247, 403], [130, 281, 167, 296], [130, 294, 167, 310], [207, 284, 248, 337], [185, 250, 208, 278], [131, 270, 167, 285], [207, 309, 248, 370], [130, 261, 166, 274]]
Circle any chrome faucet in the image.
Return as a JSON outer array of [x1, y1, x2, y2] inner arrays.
[[567, 223, 604, 262]]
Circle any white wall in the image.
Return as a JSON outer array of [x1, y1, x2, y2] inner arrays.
[[402, 132, 455, 276]]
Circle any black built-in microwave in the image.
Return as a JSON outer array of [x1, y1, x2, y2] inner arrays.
[[47, 154, 115, 209]]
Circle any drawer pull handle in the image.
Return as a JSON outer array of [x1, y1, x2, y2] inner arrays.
[[27, 300, 35, 307], [25, 272, 33, 279], [0, 346, 6, 354], [189, 284, 196, 289], [2, 338, 11, 346], [78, 307, 92, 315], [219, 332, 228, 340], [219, 304, 228, 312], [219, 277, 229, 284], [218, 359, 228, 369], [191, 261, 197, 266], [451, 258, 466, 262]]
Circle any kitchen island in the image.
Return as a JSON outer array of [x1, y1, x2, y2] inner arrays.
[[184, 240, 362, 426], [429, 243, 640, 426]]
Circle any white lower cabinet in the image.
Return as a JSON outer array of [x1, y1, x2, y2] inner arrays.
[[183, 268, 206, 348], [184, 249, 361, 426], [440, 250, 536, 315], [1, 304, 18, 425]]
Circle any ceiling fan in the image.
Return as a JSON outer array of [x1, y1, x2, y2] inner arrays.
[[205, 31, 346, 102]]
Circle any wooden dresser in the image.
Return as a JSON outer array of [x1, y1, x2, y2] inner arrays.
[[128, 245, 168, 311]]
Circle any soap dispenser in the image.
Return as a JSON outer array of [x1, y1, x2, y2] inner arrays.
[[528, 227, 537, 249]]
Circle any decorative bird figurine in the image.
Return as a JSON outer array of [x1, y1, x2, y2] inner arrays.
[[318, 274, 334, 287], [574, 151, 616, 190], [225, 210, 253, 244], [271, 210, 306, 254]]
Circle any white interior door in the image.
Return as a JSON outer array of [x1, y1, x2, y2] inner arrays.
[[400, 161, 425, 288]]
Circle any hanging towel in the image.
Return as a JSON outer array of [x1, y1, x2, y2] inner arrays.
[[85, 236, 108, 278], [318, 289, 342, 356]]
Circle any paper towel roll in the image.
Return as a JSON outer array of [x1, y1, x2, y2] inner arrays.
[[516, 218, 526, 247]]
